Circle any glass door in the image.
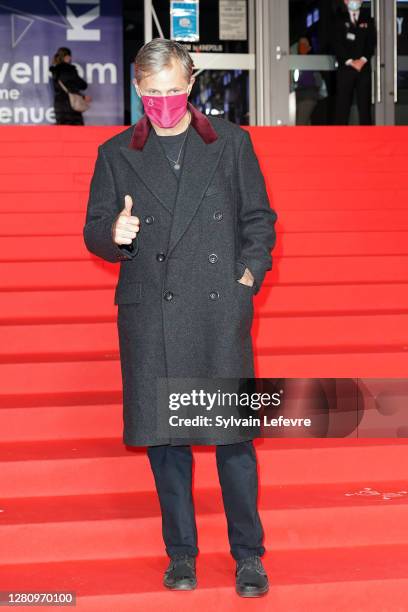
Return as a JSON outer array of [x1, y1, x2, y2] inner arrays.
[[287, 0, 378, 125], [139, 0, 257, 125], [266, 0, 406, 126], [288, 0, 341, 125]]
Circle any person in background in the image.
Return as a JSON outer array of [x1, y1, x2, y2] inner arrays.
[[294, 36, 323, 125], [333, 0, 377, 124], [49, 47, 91, 125]]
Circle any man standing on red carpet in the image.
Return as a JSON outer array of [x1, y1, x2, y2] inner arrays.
[[83, 37, 277, 597]]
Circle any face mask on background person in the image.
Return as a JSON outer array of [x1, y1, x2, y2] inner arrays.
[[140, 90, 189, 128], [348, 0, 363, 11]]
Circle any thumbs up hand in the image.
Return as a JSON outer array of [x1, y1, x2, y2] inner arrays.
[[112, 194, 140, 245]]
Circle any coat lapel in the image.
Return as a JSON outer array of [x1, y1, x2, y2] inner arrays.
[[166, 119, 226, 257], [120, 128, 179, 216], [119, 102, 227, 257]]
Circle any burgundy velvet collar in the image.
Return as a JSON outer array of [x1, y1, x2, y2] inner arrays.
[[129, 101, 218, 150]]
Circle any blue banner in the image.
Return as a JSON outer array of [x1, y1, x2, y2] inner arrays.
[[0, 0, 123, 125]]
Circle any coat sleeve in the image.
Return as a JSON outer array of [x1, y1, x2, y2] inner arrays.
[[235, 130, 278, 295], [63, 65, 87, 92], [363, 18, 377, 60], [83, 146, 139, 263], [332, 18, 349, 65]]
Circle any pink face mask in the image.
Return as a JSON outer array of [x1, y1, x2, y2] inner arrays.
[[141, 91, 188, 128]]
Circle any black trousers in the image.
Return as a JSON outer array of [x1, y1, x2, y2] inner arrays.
[[54, 108, 84, 125], [147, 440, 265, 561], [334, 65, 372, 125]]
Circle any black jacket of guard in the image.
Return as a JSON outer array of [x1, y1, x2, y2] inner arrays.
[[332, 10, 377, 68]]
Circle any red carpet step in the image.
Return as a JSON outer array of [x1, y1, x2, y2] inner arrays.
[[1, 126, 408, 609]]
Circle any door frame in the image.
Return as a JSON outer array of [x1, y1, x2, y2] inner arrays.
[[381, 0, 399, 125]]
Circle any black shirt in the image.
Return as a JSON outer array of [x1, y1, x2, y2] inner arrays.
[[156, 124, 190, 180]]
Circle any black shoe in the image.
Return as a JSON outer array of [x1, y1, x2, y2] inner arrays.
[[235, 555, 269, 597], [163, 554, 197, 590]]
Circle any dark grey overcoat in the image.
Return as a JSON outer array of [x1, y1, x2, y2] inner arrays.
[[83, 102, 278, 446]]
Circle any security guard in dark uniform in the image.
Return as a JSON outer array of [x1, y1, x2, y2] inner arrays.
[[333, 0, 377, 125]]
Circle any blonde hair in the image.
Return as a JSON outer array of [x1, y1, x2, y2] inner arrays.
[[134, 38, 194, 84]]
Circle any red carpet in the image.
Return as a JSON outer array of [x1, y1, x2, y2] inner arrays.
[[0, 125, 407, 610]]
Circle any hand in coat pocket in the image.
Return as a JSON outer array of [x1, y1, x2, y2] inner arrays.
[[112, 195, 140, 245], [237, 267, 255, 287]]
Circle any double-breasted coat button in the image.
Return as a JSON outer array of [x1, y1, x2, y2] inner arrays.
[[145, 215, 154, 224], [163, 290, 173, 301], [209, 291, 219, 300], [208, 253, 218, 264], [213, 210, 223, 221], [156, 252, 166, 262]]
